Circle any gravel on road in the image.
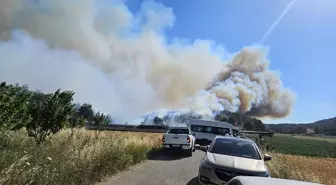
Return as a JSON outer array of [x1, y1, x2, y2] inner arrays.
[[97, 150, 205, 185]]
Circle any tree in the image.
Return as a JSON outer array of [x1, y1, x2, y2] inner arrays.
[[295, 126, 306, 134], [254, 119, 266, 131], [26, 89, 74, 145], [66, 103, 94, 137], [243, 122, 253, 130], [93, 112, 112, 138], [227, 117, 236, 125], [78, 103, 94, 122], [0, 82, 32, 131], [68, 105, 85, 137]]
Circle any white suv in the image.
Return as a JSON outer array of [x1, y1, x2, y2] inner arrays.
[[198, 136, 271, 185]]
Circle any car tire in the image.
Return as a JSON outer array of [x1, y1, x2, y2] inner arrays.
[[188, 148, 193, 157], [196, 174, 201, 185]]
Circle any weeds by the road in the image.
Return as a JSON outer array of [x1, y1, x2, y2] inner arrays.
[[0, 129, 162, 185], [267, 152, 336, 185], [2, 130, 335, 185]]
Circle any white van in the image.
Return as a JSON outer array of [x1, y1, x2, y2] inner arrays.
[[186, 119, 245, 145]]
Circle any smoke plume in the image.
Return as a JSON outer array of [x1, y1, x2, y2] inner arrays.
[[0, 0, 295, 120]]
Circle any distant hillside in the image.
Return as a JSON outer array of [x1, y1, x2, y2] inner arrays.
[[266, 117, 336, 135]]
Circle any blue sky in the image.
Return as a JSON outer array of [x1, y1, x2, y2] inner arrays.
[[123, 0, 336, 123]]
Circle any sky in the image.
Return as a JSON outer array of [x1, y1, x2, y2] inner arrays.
[[1, 0, 335, 124], [123, 0, 336, 123]]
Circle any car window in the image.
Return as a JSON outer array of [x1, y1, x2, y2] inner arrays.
[[190, 125, 231, 136], [232, 129, 245, 138], [209, 139, 262, 160], [232, 129, 239, 137], [169, 128, 189, 134]]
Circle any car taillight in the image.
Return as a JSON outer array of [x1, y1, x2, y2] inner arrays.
[[162, 136, 165, 143], [187, 136, 190, 143]]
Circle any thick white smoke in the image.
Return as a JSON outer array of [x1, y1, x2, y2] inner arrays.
[[0, 0, 295, 121]]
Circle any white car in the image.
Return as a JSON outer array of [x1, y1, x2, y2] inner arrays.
[[226, 176, 322, 185], [162, 126, 196, 156], [186, 119, 245, 146], [198, 136, 271, 185]]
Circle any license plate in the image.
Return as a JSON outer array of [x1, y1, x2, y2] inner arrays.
[[172, 145, 180, 147]]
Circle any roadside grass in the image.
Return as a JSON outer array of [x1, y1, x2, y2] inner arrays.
[[267, 152, 336, 185], [2, 130, 335, 185], [0, 129, 162, 185]]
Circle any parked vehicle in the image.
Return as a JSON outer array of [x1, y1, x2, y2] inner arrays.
[[198, 136, 271, 185], [161, 126, 196, 156], [226, 176, 322, 185], [186, 119, 245, 146]]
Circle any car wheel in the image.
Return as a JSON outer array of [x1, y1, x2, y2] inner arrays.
[[196, 174, 201, 185], [188, 148, 193, 157]]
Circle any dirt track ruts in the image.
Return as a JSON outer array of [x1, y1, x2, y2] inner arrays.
[[97, 150, 205, 185]]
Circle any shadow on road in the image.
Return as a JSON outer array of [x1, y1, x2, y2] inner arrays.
[[186, 177, 198, 185], [195, 145, 202, 151], [149, 150, 190, 161]]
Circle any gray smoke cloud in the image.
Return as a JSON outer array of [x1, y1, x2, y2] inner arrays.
[[0, 0, 295, 120]]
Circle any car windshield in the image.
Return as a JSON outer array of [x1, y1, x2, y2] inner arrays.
[[169, 128, 189, 134], [190, 124, 231, 136], [209, 139, 261, 160]]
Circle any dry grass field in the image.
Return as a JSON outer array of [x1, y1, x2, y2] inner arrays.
[[0, 129, 162, 185], [267, 152, 336, 185], [1, 130, 335, 185]]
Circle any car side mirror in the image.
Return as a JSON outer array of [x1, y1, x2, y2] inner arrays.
[[192, 133, 196, 136], [264, 154, 272, 161], [200, 146, 208, 152]]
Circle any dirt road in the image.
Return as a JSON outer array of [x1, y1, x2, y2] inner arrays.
[[97, 150, 205, 185]]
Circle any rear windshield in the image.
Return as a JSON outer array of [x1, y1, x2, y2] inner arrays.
[[169, 128, 189, 134], [191, 125, 231, 136], [209, 139, 261, 160]]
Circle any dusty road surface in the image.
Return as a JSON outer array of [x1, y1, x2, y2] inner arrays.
[[97, 150, 205, 185]]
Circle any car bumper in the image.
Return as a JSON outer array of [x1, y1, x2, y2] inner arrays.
[[198, 168, 226, 185], [162, 144, 192, 150], [198, 165, 270, 185]]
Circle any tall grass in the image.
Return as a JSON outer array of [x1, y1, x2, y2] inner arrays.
[[267, 152, 336, 185], [0, 129, 162, 185], [1, 130, 335, 185]]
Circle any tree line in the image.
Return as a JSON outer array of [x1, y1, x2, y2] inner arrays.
[[266, 118, 336, 136], [147, 110, 266, 131], [215, 110, 266, 131], [0, 82, 112, 144]]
